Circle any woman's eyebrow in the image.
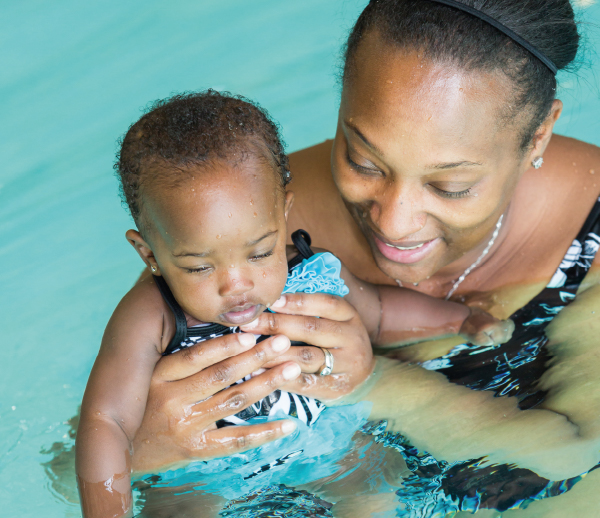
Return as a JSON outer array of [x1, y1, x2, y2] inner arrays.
[[344, 120, 385, 157], [428, 160, 483, 170]]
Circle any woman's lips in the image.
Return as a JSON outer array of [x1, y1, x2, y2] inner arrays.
[[221, 304, 263, 325], [374, 235, 440, 264]]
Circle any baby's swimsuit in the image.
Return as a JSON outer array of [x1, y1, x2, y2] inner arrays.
[[152, 230, 348, 428]]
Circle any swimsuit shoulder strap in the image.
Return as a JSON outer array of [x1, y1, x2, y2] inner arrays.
[[288, 229, 314, 270], [152, 275, 188, 355]]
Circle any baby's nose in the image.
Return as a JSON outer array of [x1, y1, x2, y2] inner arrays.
[[218, 269, 254, 297]]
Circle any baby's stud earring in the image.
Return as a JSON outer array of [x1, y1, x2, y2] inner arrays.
[[151, 265, 157, 273], [532, 157, 544, 169]]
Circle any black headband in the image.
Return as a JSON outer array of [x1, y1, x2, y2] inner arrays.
[[426, 0, 558, 74]]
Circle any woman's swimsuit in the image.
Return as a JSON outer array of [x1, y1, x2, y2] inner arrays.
[[360, 196, 600, 516], [152, 230, 348, 428]]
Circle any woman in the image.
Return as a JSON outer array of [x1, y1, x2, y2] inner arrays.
[[129, 0, 600, 513]]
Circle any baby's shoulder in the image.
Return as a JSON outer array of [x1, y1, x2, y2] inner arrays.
[[108, 275, 175, 354]]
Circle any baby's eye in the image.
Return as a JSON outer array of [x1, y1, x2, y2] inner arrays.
[[185, 266, 212, 274], [250, 250, 274, 262]]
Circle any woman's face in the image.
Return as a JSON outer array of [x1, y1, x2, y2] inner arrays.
[[332, 31, 536, 284]]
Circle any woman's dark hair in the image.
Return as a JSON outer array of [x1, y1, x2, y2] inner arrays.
[[343, 0, 580, 150], [115, 90, 289, 234]]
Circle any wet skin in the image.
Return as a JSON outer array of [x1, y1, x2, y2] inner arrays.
[[128, 160, 293, 328], [126, 28, 600, 501]]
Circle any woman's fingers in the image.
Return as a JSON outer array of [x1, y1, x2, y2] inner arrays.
[[280, 371, 354, 401], [271, 292, 356, 321], [241, 311, 358, 349], [153, 332, 259, 382], [199, 419, 297, 457], [168, 335, 293, 406], [189, 361, 302, 418]]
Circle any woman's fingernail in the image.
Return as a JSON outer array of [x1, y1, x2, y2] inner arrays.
[[282, 364, 301, 380], [272, 336, 290, 352], [241, 319, 259, 330], [271, 296, 286, 308], [281, 420, 296, 434], [238, 333, 256, 348]]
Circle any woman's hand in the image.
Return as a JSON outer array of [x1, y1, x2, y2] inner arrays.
[[240, 292, 375, 401], [131, 332, 301, 474]]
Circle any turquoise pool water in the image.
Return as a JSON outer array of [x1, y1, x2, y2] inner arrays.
[[1, 1, 599, 517]]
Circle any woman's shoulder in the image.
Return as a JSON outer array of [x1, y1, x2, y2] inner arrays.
[[545, 134, 600, 182]]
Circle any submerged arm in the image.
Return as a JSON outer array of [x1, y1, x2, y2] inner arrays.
[[341, 266, 512, 347]]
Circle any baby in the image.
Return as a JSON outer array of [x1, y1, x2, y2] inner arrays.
[[75, 90, 513, 517]]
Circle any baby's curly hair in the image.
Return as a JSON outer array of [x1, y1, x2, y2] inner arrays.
[[115, 90, 290, 235]]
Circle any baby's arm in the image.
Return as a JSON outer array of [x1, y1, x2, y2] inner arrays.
[[339, 265, 513, 348], [76, 277, 165, 518]]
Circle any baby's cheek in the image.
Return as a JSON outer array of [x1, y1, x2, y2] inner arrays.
[[265, 264, 290, 304]]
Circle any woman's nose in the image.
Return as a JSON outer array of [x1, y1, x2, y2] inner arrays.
[[218, 269, 254, 297], [369, 184, 426, 240]]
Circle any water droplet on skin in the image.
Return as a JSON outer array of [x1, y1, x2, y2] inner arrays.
[[250, 199, 254, 205], [254, 212, 257, 217], [263, 272, 267, 278], [573, 162, 577, 166], [216, 234, 222, 239], [144, 439, 150, 444], [230, 265, 234, 268], [590, 169, 595, 175], [228, 212, 232, 218]]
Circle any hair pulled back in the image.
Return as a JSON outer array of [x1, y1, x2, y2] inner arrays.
[[115, 90, 289, 233], [343, 0, 580, 150]]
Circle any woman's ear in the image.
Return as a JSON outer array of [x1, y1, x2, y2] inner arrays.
[[284, 191, 295, 221], [529, 99, 563, 162], [125, 229, 161, 275]]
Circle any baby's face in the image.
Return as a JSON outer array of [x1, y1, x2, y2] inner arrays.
[[143, 158, 291, 326]]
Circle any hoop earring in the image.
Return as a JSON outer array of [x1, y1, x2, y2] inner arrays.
[[532, 157, 544, 169]]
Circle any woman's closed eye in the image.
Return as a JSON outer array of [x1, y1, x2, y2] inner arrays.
[[346, 151, 383, 176], [429, 183, 475, 199], [430, 185, 473, 199]]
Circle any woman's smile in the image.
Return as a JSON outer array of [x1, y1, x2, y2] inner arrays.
[[373, 233, 441, 264]]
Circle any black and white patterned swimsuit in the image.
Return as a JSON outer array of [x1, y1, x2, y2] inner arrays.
[[360, 197, 600, 516], [152, 230, 330, 428]]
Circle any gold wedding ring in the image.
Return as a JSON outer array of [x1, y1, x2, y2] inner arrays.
[[318, 347, 334, 376]]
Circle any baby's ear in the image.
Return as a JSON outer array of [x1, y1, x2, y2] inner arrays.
[[125, 229, 160, 275], [284, 191, 295, 221]]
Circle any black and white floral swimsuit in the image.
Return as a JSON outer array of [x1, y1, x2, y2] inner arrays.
[[360, 197, 600, 516]]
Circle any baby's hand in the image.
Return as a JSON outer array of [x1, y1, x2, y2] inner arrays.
[[459, 307, 515, 346]]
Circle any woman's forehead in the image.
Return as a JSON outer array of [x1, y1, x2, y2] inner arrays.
[[341, 32, 518, 161]]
